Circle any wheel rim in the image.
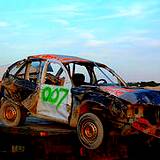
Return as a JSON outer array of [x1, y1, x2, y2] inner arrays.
[[5, 105, 17, 121], [81, 120, 98, 143]]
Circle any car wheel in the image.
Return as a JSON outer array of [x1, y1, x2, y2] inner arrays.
[[77, 113, 104, 149], [0, 100, 26, 127]]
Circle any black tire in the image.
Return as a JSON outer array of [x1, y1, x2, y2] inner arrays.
[[0, 100, 27, 127], [77, 113, 104, 149]]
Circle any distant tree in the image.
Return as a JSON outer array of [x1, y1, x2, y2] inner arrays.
[[140, 81, 158, 87], [127, 81, 159, 87]]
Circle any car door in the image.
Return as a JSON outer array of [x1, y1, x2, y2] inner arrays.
[[37, 60, 72, 124], [1, 59, 43, 103]]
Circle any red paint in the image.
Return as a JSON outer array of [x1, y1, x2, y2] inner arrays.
[[79, 105, 89, 116], [80, 147, 86, 157], [132, 118, 158, 137], [30, 54, 89, 63], [40, 131, 48, 137], [100, 86, 135, 97]]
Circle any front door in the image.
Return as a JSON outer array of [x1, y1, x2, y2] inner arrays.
[[37, 60, 72, 124]]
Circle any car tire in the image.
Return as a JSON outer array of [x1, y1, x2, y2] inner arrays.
[[0, 100, 26, 127], [77, 113, 104, 149]]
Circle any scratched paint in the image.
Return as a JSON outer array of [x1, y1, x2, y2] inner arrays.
[[41, 85, 69, 110], [100, 86, 135, 97], [30, 54, 89, 63]]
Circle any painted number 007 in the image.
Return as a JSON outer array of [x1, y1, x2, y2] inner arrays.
[[41, 86, 69, 110]]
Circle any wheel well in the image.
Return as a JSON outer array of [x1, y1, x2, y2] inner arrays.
[[79, 100, 104, 114], [78, 100, 106, 125], [70, 100, 106, 128]]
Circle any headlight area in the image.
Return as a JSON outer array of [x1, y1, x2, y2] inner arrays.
[[127, 104, 160, 125], [127, 105, 144, 119], [125, 104, 160, 138]]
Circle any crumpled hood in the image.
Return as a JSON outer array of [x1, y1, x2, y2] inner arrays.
[[100, 86, 160, 106]]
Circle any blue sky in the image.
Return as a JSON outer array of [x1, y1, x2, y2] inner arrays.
[[0, 0, 160, 82]]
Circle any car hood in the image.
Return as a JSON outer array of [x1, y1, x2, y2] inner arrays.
[[100, 86, 160, 106]]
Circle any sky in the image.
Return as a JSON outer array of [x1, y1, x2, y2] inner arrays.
[[0, 0, 160, 82]]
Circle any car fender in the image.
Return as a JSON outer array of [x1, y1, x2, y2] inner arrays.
[[69, 92, 111, 127]]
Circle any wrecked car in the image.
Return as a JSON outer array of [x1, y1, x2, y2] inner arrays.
[[0, 54, 160, 149]]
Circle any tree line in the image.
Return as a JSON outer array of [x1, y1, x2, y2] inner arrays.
[[127, 81, 160, 87]]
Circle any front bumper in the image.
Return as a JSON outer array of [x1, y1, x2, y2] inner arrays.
[[131, 117, 160, 138]]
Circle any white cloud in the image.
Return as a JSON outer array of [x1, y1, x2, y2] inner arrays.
[[40, 39, 76, 49], [53, 19, 69, 26], [0, 21, 9, 27], [3, 3, 85, 19], [140, 38, 160, 48], [104, 6, 143, 19], [85, 40, 109, 47], [104, 28, 160, 49], [151, 19, 160, 23], [50, 4, 84, 16], [82, 4, 146, 22], [112, 36, 160, 49], [80, 33, 95, 39], [122, 36, 160, 48], [116, 5, 144, 17], [54, 5, 78, 13]]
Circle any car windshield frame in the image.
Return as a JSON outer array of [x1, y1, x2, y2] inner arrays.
[[64, 61, 127, 87], [93, 62, 127, 87]]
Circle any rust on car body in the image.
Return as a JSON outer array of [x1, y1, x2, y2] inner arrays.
[[29, 54, 90, 64]]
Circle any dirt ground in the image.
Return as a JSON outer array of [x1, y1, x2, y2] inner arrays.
[[145, 86, 160, 90]]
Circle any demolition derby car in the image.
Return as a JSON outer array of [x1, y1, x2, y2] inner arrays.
[[0, 54, 160, 149]]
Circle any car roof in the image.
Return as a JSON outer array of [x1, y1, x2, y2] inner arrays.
[[28, 54, 90, 64]]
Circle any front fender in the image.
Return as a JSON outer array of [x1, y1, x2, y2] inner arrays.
[[69, 91, 111, 127]]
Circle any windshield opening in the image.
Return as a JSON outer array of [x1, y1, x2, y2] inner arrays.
[[65, 61, 127, 87], [93, 63, 126, 87]]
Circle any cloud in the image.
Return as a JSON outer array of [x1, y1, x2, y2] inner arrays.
[[51, 3, 87, 16], [116, 5, 144, 17], [52, 19, 69, 26], [151, 19, 160, 23], [0, 3, 85, 20], [98, 5, 144, 20], [79, 3, 147, 22], [53, 4, 78, 13], [80, 33, 95, 39], [139, 38, 160, 48], [63, 27, 96, 40], [118, 36, 160, 48], [0, 21, 9, 27], [102, 28, 160, 49], [85, 40, 109, 47], [38, 4, 84, 16]]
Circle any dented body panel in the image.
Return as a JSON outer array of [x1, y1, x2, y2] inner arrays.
[[100, 86, 160, 105], [0, 54, 160, 146]]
